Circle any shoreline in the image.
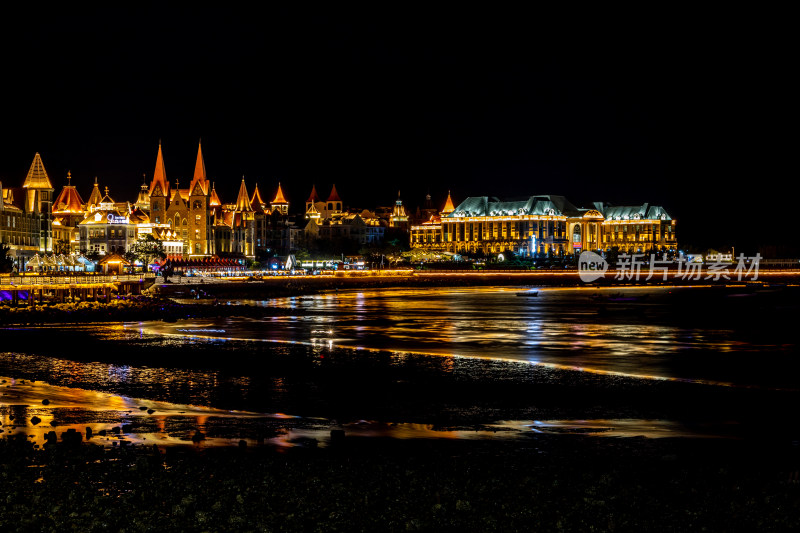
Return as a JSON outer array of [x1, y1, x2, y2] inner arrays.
[[3, 284, 800, 529], [1, 433, 798, 531], [2, 272, 797, 325]]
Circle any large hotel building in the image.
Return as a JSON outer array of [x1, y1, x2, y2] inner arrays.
[[410, 193, 676, 256]]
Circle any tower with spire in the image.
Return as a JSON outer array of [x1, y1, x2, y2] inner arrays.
[[52, 171, 85, 254], [22, 153, 55, 253], [326, 184, 342, 214], [1, 153, 56, 268], [305, 185, 321, 220], [134, 175, 150, 211], [148, 141, 169, 224], [87, 177, 103, 212], [390, 190, 409, 229], [188, 141, 211, 256], [441, 191, 455, 215], [231, 177, 255, 258], [270, 182, 289, 215]]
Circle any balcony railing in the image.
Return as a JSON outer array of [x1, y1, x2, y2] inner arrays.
[[1, 273, 155, 285]]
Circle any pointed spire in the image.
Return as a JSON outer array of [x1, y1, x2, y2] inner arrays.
[[307, 185, 320, 203], [250, 184, 266, 213], [272, 182, 288, 204], [190, 140, 208, 195], [442, 190, 455, 214], [149, 141, 169, 197], [66, 171, 72, 185], [23, 152, 53, 189], [209, 183, 221, 207], [88, 177, 103, 206], [327, 184, 341, 202], [235, 177, 253, 212], [251, 183, 266, 207]]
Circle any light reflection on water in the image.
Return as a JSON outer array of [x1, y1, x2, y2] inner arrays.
[[3, 286, 798, 446], [1, 375, 735, 447], [135, 286, 797, 388]]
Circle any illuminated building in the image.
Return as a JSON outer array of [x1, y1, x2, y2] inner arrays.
[[410, 193, 676, 256], [270, 183, 289, 215], [389, 191, 408, 230], [592, 202, 676, 254], [78, 188, 136, 255], [151, 227, 184, 257], [148, 141, 214, 257], [303, 185, 384, 247], [0, 153, 54, 269], [134, 177, 150, 211], [51, 172, 85, 254], [217, 177, 256, 257]]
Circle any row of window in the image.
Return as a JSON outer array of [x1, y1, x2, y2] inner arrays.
[[2, 214, 37, 229]]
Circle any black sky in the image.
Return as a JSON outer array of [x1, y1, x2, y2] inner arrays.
[[0, 6, 793, 252]]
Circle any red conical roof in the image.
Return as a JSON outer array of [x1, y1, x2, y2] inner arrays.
[[307, 185, 320, 203], [327, 184, 341, 202], [52, 172, 84, 213]]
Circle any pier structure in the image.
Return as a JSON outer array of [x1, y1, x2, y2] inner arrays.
[[0, 273, 155, 304]]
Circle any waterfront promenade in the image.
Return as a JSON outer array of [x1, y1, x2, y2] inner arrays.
[[0, 273, 155, 303]]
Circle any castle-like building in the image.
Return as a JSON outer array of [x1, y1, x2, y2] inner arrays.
[[3, 143, 296, 269], [303, 184, 384, 246], [410, 193, 677, 256], [1, 153, 54, 269], [2, 145, 677, 271]]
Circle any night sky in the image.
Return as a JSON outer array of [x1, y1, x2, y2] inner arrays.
[[0, 6, 792, 253]]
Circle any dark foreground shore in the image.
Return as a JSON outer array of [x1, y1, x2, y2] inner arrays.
[[3, 320, 800, 530], [3, 282, 800, 531], [2, 435, 799, 532]]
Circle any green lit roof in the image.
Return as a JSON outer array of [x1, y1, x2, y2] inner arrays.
[[594, 202, 672, 221], [446, 195, 580, 218]]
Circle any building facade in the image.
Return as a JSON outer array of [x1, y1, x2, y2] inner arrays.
[[77, 189, 137, 255], [1, 153, 54, 270], [410, 194, 677, 256]]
